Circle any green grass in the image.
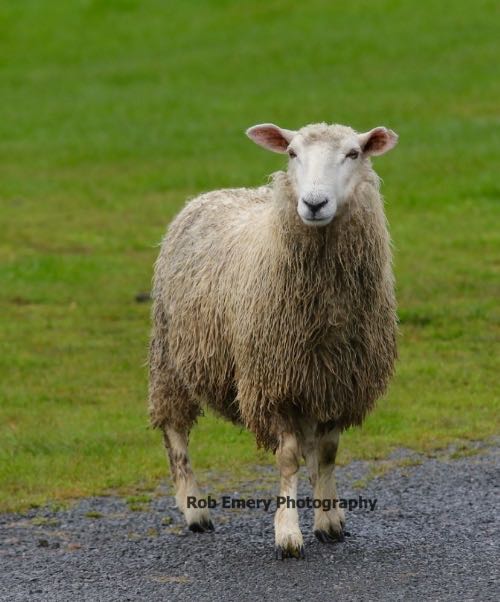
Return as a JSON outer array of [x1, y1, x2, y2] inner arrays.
[[0, 0, 498, 512]]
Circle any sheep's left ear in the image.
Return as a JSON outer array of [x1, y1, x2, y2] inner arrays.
[[359, 127, 398, 156]]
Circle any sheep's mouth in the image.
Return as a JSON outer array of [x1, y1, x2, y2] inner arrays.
[[300, 215, 334, 227]]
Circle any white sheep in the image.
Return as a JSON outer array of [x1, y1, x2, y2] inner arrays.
[[149, 121, 398, 558]]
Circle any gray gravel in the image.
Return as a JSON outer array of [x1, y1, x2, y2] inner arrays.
[[1, 444, 498, 602]]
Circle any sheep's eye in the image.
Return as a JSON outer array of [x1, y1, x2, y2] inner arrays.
[[346, 149, 359, 159], [288, 148, 297, 159]]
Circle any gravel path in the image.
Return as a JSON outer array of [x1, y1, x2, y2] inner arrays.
[[1, 444, 498, 602]]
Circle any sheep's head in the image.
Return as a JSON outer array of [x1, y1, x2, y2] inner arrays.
[[246, 122, 398, 226]]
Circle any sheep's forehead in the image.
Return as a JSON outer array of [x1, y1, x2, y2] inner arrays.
[[295, 123, 357, 149]]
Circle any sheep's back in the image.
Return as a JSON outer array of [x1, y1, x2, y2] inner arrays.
[[152, 186, 272, 415]]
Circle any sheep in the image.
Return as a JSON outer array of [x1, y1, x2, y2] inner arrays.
[[148, 121, 398, 559]]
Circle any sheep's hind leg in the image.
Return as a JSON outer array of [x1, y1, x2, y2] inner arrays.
[[304, 423, 346, 543], [274, 432, 305, 560], [163, 425, 214, 533]]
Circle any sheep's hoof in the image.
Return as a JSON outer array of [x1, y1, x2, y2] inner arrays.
[[275, 544, 305, 560], [314, 528, 346, 544], [188, 518, 214, 533]]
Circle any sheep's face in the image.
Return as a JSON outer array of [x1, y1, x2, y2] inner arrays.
[[246, 122, 398, 227]]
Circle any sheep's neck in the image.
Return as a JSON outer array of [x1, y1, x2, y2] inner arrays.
[[270, 171, 351, 259], [266, 170, 387, 321]]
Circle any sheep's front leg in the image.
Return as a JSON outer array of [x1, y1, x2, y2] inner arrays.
[[163, 426, 214, 533], [304, 424, 345, 543], [274, 432, 305, 559]]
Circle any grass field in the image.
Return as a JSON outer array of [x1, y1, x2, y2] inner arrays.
[[0, 0, 498, 512]]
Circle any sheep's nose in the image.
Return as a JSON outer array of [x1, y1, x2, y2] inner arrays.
[[302, 197, 328, 215]]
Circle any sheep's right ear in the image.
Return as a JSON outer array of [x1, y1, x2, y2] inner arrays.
[[246, 123, 296, 154]]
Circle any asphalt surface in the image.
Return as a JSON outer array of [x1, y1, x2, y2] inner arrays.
[[1, 443, 498, 602]]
